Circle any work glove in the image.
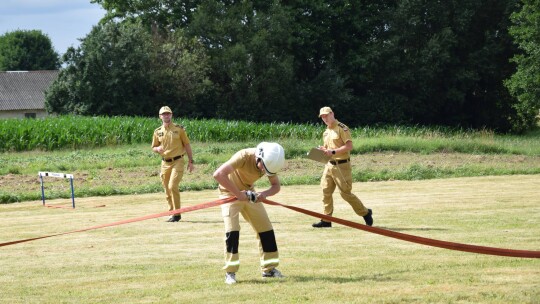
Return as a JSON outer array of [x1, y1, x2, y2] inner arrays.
[[246, 190, 258, 203]]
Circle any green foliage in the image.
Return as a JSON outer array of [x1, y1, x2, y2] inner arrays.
[[0, 29, 60, 71], [0, 116, 155, 152], [1, 116, 539, 155], [0, 116, 321, 152], [1, 119, 538, 204], [151, 30, 212, 115], [0, 192, 21, 204], [45, 20, 210, 116], [188, 1, 300, 121], [7, 0, 540, 132], [46, 21, 154, 115], [505, 0, 540, 133], [342, 0, 518, 130], [85, 1, 527, 131], [7, 167, 20, 174]]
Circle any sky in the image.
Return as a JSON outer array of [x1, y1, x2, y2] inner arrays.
[[1, 0, 107, 55]]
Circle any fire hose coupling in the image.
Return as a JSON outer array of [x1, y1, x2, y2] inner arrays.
[[246, 190, 258, 203]]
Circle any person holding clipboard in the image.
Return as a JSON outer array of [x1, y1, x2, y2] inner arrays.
[[309, 106, 373, 228]]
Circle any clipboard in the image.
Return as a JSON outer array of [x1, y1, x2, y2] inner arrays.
[[306, 148, 331, 164]]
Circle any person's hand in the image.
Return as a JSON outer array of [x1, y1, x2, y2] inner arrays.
[[153, 146, 164, 154], [237, 190, 250, 202], [318, 146, 331, 155], [187, 162, 194, 173], [256, 192, 267, 202]]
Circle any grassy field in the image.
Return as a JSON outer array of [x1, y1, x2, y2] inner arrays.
[[1, 175, 538, 303], [1, 138, 540, 204], [1, 117, 538, 303], [1, 116, 539, 203]]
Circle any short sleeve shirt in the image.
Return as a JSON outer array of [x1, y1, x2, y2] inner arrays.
[[218, 148, 265, 196], [151, 123, 190, 159], [323, 120, 352, 161]]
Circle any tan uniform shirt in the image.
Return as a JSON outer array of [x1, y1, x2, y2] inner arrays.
[[323, 120, 352, 161], [151, 123, 190, 159], [218, 148, 264, 196]]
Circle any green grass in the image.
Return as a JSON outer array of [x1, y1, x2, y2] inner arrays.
[[1, 139, 540, 203], [1, 119, 538, 302], [0, 116, 322, 152], [1, 175, 538, 303], [2, 116, 539, 154], [1, 119, 539, 204]]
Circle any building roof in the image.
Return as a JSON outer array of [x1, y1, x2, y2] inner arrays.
[[0, 70, 59, 111]]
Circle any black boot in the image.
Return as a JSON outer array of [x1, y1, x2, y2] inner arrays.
[[167, 215, 181, 222], [312, 220, 332, 228], [363, 209, 373, 226]]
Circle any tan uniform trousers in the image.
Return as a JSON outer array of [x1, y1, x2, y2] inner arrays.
[[160, 158, 184, 211], [321, 161, 369, 217], [221, 199, 279, 273]]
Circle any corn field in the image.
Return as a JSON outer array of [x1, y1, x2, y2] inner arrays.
[[0, 116, 322, 152], [0, 116, 519, 153]]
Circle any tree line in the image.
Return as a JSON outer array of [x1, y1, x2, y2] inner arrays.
[[1, 0, 538, 133]]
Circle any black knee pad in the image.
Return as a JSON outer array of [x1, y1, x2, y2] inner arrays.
[[259, 230, 278, 253], [225, 231, 239, 254]]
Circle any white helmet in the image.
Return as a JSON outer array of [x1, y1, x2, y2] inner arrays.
[[256, 142, 285, 176]]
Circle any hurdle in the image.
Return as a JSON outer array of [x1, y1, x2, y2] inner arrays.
[[38, 172, 75, 208]]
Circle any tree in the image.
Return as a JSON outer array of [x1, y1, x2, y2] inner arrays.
[[188, 1, 298, 121], [324, 0, 519, 130], [94, 0, 352, 123], [505, 0, 540, 132], [93, 0, 199, 29], [283, 0, 392, 124], [90, 0, 526, 131], [0, 30, 60, 71], [45, 20, 211, 116], [150, 29, 213, 116]]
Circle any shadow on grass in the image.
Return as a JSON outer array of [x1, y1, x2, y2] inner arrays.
[[239, 273, 398, 284], [162, 220, 223, 224], [377, 226, 448, 232]]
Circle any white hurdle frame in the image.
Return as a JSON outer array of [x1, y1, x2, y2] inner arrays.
[[38, 172, 75, 208]]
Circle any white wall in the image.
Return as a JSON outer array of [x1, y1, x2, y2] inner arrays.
[[0, 110, 49, 119]]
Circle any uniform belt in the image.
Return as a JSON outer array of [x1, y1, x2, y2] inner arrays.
[[162, 155, 183, 162], [329, 158, 350, 165]]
